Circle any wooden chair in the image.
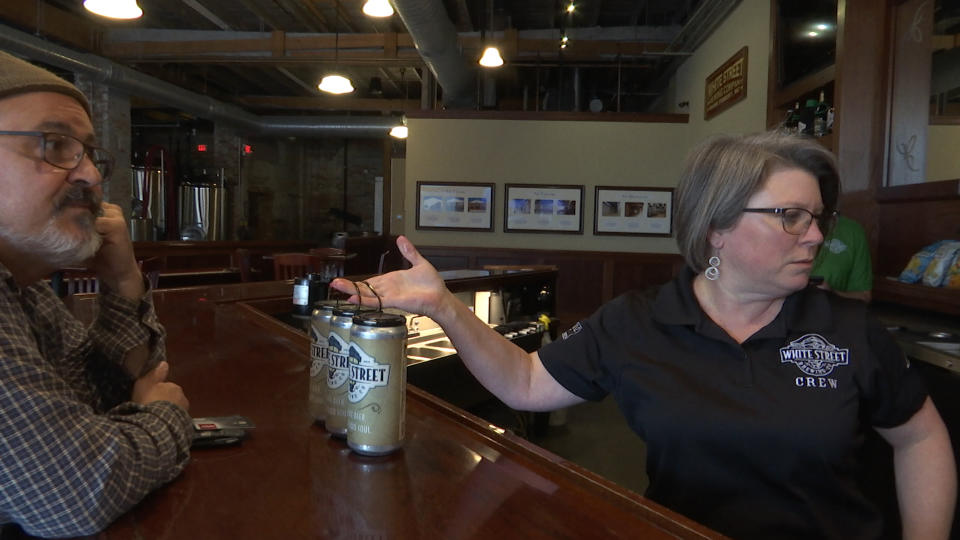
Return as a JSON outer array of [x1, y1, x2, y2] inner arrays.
[[138, 257, 163, 290], [272, 253, 328, 281], [307, 247, 355, 280], [482, 264, 558, 272], [56, 268, 99, 296], [53, 258, 164, 297], [232, 248, 255, 282]]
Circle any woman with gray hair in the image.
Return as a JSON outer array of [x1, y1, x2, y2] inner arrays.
[[333, 131, 956, 539]]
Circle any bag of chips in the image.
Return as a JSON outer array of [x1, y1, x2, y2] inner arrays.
[[943, 250, 960, 289], [899, 240, 949, 284], [921, 241, 960, 287]]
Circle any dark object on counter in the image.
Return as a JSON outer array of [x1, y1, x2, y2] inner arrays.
[[292, 274, 329, 316], [292, 277, 311, 315], [308, 272, 329, 304], [192, 428, 247, 448]]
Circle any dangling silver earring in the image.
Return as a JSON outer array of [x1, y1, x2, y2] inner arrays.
[[705, 256, 720, 281]]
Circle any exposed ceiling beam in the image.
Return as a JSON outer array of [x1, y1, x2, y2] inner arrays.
[[100, 31, 671, 63], [0, 0, 100, 50], [376, 67, 402, 94], [225, 65, 280, 94], [238, 0, 286, 30], [238, 95, 420, 112], [274, 0, 327, 32], [182, 0, 232, 30], [277, 66, 320, 94], [450, 0, 473, 31]]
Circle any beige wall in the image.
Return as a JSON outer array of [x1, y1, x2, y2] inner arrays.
[[398, 0, 771, 254], [671, 0, 771, 142], [403, 119, 688, 253], [926, 124, 960, 182]]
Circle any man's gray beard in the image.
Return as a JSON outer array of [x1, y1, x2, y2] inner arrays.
[[0, 213, 102, 269]]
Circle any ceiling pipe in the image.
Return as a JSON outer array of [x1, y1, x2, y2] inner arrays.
[[644, 0, 743, 111], [0, 23, 396, 138], [391, 0, 476, 109]]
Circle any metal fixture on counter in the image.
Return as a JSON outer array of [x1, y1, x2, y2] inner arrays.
[[886, 326, 960, 374], [130, 165, 165, 241], [179, 171, 227, 241]]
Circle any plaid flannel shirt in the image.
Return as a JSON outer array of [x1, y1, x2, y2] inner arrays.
[[0, 264, 192, 538]]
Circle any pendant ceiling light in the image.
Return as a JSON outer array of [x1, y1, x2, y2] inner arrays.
[[320, 1, 354, 95], [479, 47, 504, 68], [477, 0, 503, 68], [319, 74, 354, 94], [390, 70, 409, 139], [362, 0, 394, 18], [84, 0, 143, 19]]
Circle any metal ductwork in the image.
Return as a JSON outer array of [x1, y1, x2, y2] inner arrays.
[[0, 23, 396, 138], [392, 0, 476, 109], [645, 0, 743, 111], [666, 0, 743, 54]]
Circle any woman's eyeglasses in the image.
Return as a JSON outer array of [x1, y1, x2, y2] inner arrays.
[[0, 130, 114, 180], [741, 207, 837, 235]]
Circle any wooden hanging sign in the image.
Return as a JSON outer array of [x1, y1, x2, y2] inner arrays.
[[704, 46, 748, 120]]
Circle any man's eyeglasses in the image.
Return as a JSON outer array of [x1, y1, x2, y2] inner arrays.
[[741, 207, 837, 235], [0, 130, 114, 180]]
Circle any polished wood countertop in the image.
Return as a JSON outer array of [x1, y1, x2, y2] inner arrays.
[[71, 281, 722, 539]]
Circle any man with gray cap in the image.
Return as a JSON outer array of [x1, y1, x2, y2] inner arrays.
[[0, 51, 192, 537]]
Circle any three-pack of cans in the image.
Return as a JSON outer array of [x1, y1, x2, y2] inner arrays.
[[310, 285, 407, 456]]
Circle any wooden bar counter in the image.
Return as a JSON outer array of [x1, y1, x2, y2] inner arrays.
[[68, 281, 722, 539]]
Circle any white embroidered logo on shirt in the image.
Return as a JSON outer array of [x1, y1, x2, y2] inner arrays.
[[779, 333, 850, 376], [824, 238, 848, 254], [561, 322, 583, 340]]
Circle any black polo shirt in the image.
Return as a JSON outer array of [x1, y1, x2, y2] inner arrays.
[[538, 267, 927, 540]]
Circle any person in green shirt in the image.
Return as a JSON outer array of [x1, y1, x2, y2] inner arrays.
[[811, 214, 873, 302]]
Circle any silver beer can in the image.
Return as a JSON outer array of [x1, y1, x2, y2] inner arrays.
[[326, 305, 368, 438], [347, 312, 408, 455], [309, 300, 338, 425]]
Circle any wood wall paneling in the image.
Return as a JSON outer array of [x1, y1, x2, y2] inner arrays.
[[418, 245, 684, 332], [835, 0, 892, 193], [886, 0, 934, 186], [876, 195, 960, 277]]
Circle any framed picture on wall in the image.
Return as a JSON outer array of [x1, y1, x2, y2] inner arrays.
[[594, 186, 673, 236], [504, 183, 584, 234], [415, 182, 495, 231]]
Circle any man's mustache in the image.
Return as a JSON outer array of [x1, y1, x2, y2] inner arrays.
[[56, 186, 103, 217]]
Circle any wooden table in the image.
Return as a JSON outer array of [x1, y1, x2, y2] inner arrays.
[[75, 281, 723, 539]]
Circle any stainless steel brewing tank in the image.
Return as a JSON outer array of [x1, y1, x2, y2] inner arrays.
[[179, 183, 226, 241], [130, 166, 166, 237]]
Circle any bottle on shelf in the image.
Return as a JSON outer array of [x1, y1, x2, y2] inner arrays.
[[782, 102, 801, 134], [799, 98, 818, 135], [814, 90, 831, 137]]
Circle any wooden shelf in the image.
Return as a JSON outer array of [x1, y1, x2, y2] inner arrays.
[[815, 131, 834, 152], [872, 277, 960, 316], [772, 64, 836, 109]]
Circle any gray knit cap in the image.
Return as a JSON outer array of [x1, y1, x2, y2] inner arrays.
[[0, 50, 91, 117]]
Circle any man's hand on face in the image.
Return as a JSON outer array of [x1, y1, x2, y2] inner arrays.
[[89, 202, 145, 299]]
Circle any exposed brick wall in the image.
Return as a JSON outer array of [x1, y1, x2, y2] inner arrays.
[[75, 74, 131, 218], [244, 137, 383, 245]]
